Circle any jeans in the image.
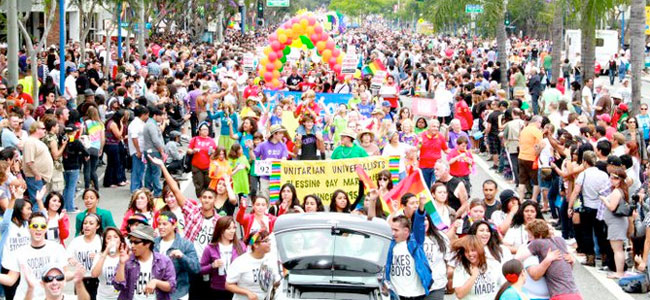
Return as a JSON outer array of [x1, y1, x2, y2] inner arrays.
[[532, 93, 540, 115], [421, 168, 435, 190], [547, 175, 561, 219], [507, 153, 520, 185], [130, 154, 145, 192], [25, 176, 44, 212], [560, 199, 574, 240], [83, 153, 99, 190], [103, 143, 126, 187], [609, 69, 616, 85], [618, 67, 627, 82], [63, 170, 80, 211], [144, 151, 162, 197], [579, 207, 612, 265]]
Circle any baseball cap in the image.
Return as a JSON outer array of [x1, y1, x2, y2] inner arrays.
[[499, 189, 520, 204], [597, 114, 612, 123], [618, 103, 628, 111]]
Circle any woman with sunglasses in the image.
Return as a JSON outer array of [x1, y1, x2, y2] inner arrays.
[[599, 168, 631, 279], [201, 216, 247, 298], [225, 230, 278, 300], [91, 227, 124, 300], [623, 116, 647, 161], [0, 184, 29, 299], [35, 190, 69, 245], [67, 213, 102, 299]]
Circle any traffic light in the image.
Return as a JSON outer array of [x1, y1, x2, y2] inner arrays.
[[504, 12, 511, 26], [257, 0, 264, 18]]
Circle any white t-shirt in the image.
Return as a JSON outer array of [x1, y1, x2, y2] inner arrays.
[[452, 259, 504, 300], [382, 143, 409, 173], [5, 241, 70, 300], [158, 239, 173, 255], [219, 243, 234, 271], [485, 245, 513, 264], [1, 223, 30, 268], [67, 235, 102, 277], [45, 213, 62, 243], [193, 216, 215, 258], [503, 225, 529, 251], [581, 86, 592, 113], [423, 235, 452, 291], [389, 241, 425, 297], [226, 252, 278, 300], [91, 254, 120, 300], [133, 255, 155, 300], [522, 254, 550, 299], [127, 118, 146, 156]]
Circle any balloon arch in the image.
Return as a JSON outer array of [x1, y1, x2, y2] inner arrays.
[[258, 14, 344, 89]]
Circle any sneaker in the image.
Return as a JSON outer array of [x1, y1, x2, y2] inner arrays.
[[564, 238, 576, 245]]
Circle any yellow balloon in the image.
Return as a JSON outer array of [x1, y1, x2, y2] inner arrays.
[[260, 57, 270, 66], [306, 26, 315, 36], [300, 19, 308, 27], [292, 24, 300, 34], [336, 55, 343, 64], [263, 47, 272, 56], [322, 49, 332, 62], [276, 28, 285, 36], [291, 38, 303, 49], [316, 41, 326, 52], [285, 29, 294, 38], [274, 60, 282, 69], [278, 34, 288, 44], [273, 70, 280, 78], [258, 69, 265, 78]]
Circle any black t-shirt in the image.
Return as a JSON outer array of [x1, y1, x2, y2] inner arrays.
[[215, 199, 236, 217], [487, 111, 502, 135], [438, 177, 463, 211], [287, 74, 303, 91], [76, 74, 89, 93], [87, 69, 100, 90], [298, 133, 319, 160], [485, 200, 501, 220]]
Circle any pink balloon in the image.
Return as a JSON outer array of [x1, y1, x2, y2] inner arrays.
[[333, 64, 342, 73], [268, 52, 277, 61], [445, 48, 454, 57], [332, 49, 341, 57], [322, 33, 330, 42], [291, 17, 299, 24], [328, 57, 337, 65], [266, 64, 275, 71], [282, 22, 291, 29], [326, 40, 335, 50], [310, 33, 319, 42], [271, 41, 282, 51], [275, 50, 284, 59], [314, 26, 323, 34], [307, 17, 316, 26], [270, 33, 278, 42], [264, 72, 273, 82]]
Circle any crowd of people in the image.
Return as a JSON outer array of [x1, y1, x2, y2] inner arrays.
[[0, 14, 645, 300]]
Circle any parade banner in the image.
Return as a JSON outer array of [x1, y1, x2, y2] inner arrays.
[[269, 156, 390, 205], [263, 90, 353, 113]]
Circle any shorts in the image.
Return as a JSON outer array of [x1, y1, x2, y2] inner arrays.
[[488, 134, 501, 155], [538, 169, 552, 189], [518, 159, 538, 186]]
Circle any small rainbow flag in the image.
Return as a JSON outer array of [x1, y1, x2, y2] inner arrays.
[[269, 161, 282, 203], [388, 156, 400, 186], [361, 59, 386, 76], [355, 165, 392, 215], [384, 168, 448, 230]]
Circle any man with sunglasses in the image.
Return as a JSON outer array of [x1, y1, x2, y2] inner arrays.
[[637, 104, 650, 145], [23, 263, 89, 300], [114, 224, 176, 300], [0, 212, 71, 299]]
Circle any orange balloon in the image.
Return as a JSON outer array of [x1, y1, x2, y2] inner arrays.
[[306, 26, 315, 36], [260, 57, 270, 66], [285, 28, 294, 38], [273, 70, 280, 78], [316, 41, 326, 52], [272, 78, 281, 87], [336, 55, 343, 64], [263, 47, 272, 56], [278, 34, 288, 44], [292, 24, 301, 35], [274, 60, 282, 69]]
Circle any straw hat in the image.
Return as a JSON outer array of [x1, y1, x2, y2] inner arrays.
[[340, 128, 357, 140], [371, 108, 385, 116], [269, 124, 287, 135], [357, 129, 375, 141]]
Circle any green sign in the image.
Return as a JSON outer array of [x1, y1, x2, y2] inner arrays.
[[465, 4, 483, 13], [267, 0, 289, 7]]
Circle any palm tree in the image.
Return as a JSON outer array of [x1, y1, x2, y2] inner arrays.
[[629, 0, 645, 114], [550, 0, 565, 84], [574, 0, 619, 82]]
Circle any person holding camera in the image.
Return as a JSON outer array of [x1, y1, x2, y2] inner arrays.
[[62, 123, 89, 213]]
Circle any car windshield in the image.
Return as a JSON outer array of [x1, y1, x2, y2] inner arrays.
[[276, 228, 390, 268]]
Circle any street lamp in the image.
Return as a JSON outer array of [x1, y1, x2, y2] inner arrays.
[[59, 0, 65, 90]]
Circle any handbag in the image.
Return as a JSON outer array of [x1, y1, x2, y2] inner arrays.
[[614, 198, 633, 217]]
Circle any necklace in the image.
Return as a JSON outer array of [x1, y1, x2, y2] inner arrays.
[[338, 145, 354, 157]]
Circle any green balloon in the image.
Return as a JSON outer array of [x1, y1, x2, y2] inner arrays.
[[279, 66, 284, 72], [280, 56, 287, 63], [283, 47, 291, 55]]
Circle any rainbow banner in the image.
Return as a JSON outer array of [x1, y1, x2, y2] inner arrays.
[[384, 169, 448, 231], [361, 59, 386, 76], [388, 156, 400, 185], [269, 161, 282, 203]]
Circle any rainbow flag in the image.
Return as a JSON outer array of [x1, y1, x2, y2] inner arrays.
[[361, 59, 386, 76], [355, 165, 391, 215], [384, 169, 448, 230], [388, 156, 400, 185], [269, 161, 282, 203]]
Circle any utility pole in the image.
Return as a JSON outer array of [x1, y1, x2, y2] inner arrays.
[[59, 0, 66, 90], [138, 0, 146, 56], [117, 1, 123, 59], [7, 0, 19, 87]]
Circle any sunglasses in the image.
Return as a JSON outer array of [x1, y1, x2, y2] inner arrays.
[[129, 239, 144, 245], [29, 223, 47, 230], [42, 274, 65, 283]]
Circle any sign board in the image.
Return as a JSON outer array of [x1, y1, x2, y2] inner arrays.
[[646, 6, 650, 35], [255, 160, 272, 176], [465, 4, 484, 13], [341, 54, 358, 74], [267, 0, 289, 7], [242, 53, 255, 72], [207, 21, 217, 32], [370, 70, 387, 90]]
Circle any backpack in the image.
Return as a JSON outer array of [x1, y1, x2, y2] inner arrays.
[[619, 273, 650, 293]]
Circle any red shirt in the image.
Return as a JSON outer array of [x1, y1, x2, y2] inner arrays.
[[243, 85, 259, 99], [294, 101, 320, 118], [448, 148, 473, 177], [188, 136, 217, 170], [455, 101, 473, 131], [418, 131, 448, 168]]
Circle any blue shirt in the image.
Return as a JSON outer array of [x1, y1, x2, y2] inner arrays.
[[1, 128, 19, 149], [357, 103, 374, 118], [638, 114, 650, 140]]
